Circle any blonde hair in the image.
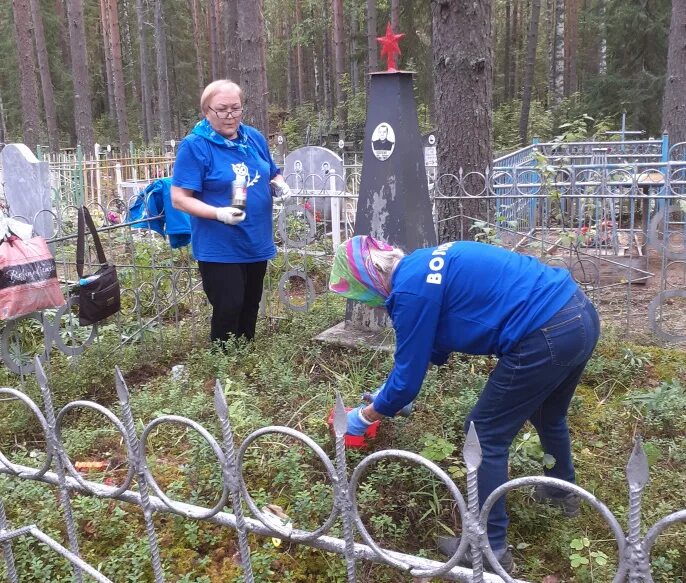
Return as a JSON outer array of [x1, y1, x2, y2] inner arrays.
[[200, 80, 244, 114], [369, 245, 405, 290]]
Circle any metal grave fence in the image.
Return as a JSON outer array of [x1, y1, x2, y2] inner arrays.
[[1, 151, 685, 376], [1, 358, 684, 582]]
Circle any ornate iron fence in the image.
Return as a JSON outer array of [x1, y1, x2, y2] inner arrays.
[[1, 358, 684, 582], [1, 155, 685, 375]]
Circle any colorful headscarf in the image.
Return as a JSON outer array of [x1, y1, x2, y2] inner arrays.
[[329, 236, 396, 307]]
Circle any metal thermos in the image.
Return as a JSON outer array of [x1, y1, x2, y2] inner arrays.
[[231, 177, 247, 210]]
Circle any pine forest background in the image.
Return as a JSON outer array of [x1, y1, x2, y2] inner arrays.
[[0, 0, 683, 158]]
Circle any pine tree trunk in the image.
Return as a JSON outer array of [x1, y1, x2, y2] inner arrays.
[[55, 0, 72, 71], [322, 0, 334, 124], [391, 0, 400, 30], [121, 0, 137, 100], [598, 0, 606, 75], [222, 0, 239, 80], [189, 0, 204, 92], [100, 0, 115, 114], [207, 0, 218, 80], [0, 92, 7, 145], [367, 0, 378, 73], [153, 0, 172, 144], [332, 0, 347, 133], [662, 0, 686, 145], [66, 0, 94, 152], [295, 0, 305, 104], [504, 0, 512, 100], [29, 0, 60, 152], [12, 0, 40, 151], [431, 0, 493, 241], [136, 0, 153, 142], [511, 0, 519, 98], [550, 0, 564, 104], [106, 0, 130, 148], [565, 0, 577, 96], [350, 0, 359, 95], [237, 0, 269, 136], [285, 14, 294, 111], [519, 0, 540, 144]]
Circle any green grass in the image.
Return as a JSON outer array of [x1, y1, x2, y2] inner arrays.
[[0, 298, 685, 582]]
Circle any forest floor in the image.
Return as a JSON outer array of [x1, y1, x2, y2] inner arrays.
[[0, 295, 684, 582]]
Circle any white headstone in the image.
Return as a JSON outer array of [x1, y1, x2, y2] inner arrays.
[[0, 143, 54, 238]]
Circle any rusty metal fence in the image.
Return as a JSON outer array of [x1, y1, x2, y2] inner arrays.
[[1, 358, 684, 582]]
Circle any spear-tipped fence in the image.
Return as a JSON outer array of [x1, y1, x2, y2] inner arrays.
[[0, 358, 684, 582]]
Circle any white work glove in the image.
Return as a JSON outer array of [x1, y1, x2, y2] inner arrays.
[[215, 207, 246, 225], [270, 179, 292, 204]]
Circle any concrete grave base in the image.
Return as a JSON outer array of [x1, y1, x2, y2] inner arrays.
[[314, 320, 394, 352]]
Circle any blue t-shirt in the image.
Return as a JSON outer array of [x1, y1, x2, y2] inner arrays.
[[373, 241, 579, 416], [171, 124, 279, 262]]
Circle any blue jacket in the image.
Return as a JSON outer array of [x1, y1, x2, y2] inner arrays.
[[373, 242, 579, 416], [128, 177, 192, 249]]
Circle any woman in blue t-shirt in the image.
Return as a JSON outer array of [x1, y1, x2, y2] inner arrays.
[[329, 235, 601, 573], [171, 80, 291, 345]]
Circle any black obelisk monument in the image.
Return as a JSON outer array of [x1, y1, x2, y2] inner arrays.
[[317, 25, 436, 348]]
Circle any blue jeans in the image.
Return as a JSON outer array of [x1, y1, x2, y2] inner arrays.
[[464, 287, 600, 551]]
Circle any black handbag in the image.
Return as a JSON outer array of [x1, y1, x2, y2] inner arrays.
[[76, 206, 121, 326]]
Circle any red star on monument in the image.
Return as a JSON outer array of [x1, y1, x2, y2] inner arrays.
[[377, 23, 405, 72]]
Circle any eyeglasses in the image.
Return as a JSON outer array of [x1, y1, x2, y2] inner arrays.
[[208, 106, 244, 119]]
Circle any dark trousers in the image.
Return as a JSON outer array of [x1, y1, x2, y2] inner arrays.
[[465, 287, 601, 551], [197, 260, 268, 345]]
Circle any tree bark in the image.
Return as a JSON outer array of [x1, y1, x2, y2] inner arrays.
[[598, 0, 606, 76], [29, 0, 60, 152], [207, 0, 220, 80], [12, 0, 40, 152], [550, 0, 564, 104], [237, 0, 269, 136], [332, 0, 347, 132], [565, 0, 577, 96], [55, 0, 72, 71], [431, 0, 493, 241], [295, 0, 305, 104], [136, 0, 153, 142], [519, 0, 541, 144], [511, 0, 519, 98], [367, 0, 378, 74], [189, 0, 204, 94], [100, 0, 115, 114], [153, 0, 172, 145], [66, 0, 94, 152], [120, 0, 136, 100], [662, 0, 686, 145], [391, 0, 400, 31], [224, 0, 240, 82], [350, 0, 359, 95], [0, 92, 7, 145], [504, 0, 512, 100], [222, 0, 239, 80], [105, 0, 130, 148]]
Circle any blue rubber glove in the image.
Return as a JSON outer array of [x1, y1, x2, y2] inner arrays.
[[363, 383, 414, 418], [346, 406, 372, 436]]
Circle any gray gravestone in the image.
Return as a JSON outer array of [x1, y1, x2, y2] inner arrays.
[[283, 146, 345, 221], [1, 143, 54, 238]]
